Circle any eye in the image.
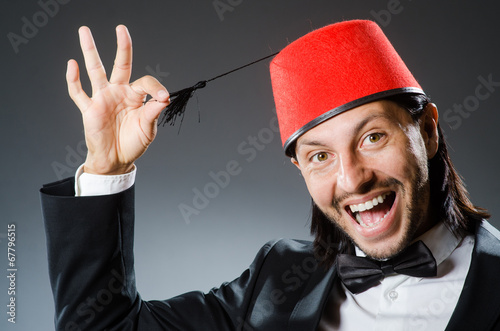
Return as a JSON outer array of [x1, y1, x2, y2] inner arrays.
[[311, 152, 329, 162], [364, 133, 383, 145]]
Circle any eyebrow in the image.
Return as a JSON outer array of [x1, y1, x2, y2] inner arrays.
[[297, 113, 391, 149], [352, 113, 389, 134]]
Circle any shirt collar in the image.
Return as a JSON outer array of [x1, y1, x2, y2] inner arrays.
[[413, 221, 463, 266]]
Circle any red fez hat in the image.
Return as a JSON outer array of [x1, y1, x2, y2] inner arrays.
[[270, 20, 426, 156]]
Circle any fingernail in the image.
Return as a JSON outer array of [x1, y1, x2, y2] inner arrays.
[[158, 90, 169, 100]]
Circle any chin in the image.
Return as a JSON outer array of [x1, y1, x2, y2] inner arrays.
[[353, 214, 420, 260], [356, 236, 412, 260]]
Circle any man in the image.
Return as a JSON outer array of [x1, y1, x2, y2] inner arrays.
[[41, 20, 500, 330]]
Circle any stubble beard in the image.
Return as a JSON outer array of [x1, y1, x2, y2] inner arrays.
[[323, 173, 430, 260]]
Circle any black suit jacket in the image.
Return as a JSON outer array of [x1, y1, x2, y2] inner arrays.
[[41, 177, 500, 330]]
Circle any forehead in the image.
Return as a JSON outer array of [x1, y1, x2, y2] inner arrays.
[[295, 100, 412, 147]]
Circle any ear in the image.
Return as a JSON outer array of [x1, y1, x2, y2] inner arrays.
[[419, 103, 439, 159], [291, 157, 301, 169]]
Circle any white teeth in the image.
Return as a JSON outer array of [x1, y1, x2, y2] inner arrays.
[[349, 193, 388, 214]]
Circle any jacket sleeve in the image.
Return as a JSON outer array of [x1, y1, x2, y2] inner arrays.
[[40, 177, 277, 331]]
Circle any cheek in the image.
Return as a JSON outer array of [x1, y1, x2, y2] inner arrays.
[[405, 131, 430, 184], [378, 128, 428, 183], [378, 153, 413, 181], [302, 170, 337, 207]]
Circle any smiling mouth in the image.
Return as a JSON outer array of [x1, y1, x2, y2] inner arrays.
[[346, 192, 396, 228]]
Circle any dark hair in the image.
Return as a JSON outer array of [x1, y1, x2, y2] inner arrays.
[[293, 93, 490, 267]]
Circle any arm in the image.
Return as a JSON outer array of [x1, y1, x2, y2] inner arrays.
[[42, 25, 270, 330], [41, 177, 138, 330], [41, 177, 276, 330]]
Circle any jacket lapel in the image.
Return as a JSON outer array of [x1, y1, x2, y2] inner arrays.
[[446, 221, 500, 330], [287, 263, 337, 330]]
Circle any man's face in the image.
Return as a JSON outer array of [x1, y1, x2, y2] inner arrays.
[[293, 100, 439, 259]]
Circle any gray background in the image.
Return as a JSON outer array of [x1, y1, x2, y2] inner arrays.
[[1, 0, 499, 329]]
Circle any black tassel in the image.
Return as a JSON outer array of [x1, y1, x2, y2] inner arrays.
[[158, 80, 207, 127], [157, 51, 279, 129]]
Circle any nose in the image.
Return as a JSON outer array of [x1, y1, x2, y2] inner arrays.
[[337, 153, 375, 194]]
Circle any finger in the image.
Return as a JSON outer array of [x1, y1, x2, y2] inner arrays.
[[140, 99, 169, 142], [109, 25, 132, 85], [66, 59, 92, 111], [130, 75, 170, 103], [143, 98, 170, 124], [78, 26, 108, 93], [130, 75, 169, 132]]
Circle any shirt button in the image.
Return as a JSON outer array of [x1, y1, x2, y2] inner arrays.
[[389, 290, 398, 301]]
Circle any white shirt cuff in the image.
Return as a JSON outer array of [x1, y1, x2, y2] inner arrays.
[[74, 164, 136, 197]]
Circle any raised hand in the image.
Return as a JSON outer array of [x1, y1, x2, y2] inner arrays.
[[66, 25, 169, 175]]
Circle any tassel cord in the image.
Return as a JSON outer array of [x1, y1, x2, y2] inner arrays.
[[158, 51, 279, 128]]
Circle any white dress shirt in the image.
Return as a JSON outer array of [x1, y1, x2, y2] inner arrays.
[[74, 166, 474, 331], [318, 222, 474, 331]]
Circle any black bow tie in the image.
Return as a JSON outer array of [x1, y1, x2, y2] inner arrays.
[[336, 240, 437, 294]]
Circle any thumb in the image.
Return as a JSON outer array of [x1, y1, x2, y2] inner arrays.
[[129, 75, 170, 125], [143, 94, 169, 124], [140, 97, 169, 141]]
